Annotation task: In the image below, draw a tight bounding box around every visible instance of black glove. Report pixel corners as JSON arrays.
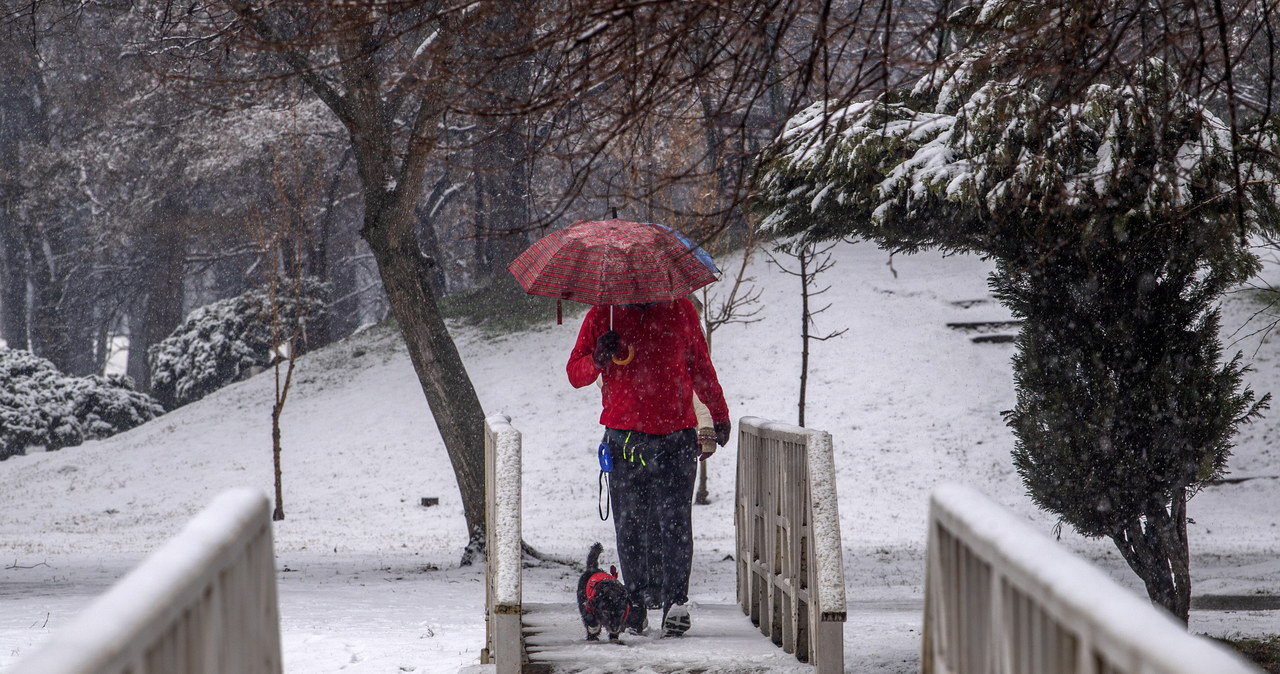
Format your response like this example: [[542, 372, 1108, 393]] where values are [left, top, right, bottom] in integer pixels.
[[714, 420, 732, 447], [592, 330, 621, 368]]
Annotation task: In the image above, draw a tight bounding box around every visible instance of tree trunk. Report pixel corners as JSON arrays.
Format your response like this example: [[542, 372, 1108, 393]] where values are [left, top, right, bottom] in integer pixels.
[[93, 314, 112, 374], [10, 211, 98, 377], [0, 37, 40, 352], [62, 256, 100, 376], [306, 148, 351, 349], [272, 403, 285, 521], [362, 203, 488, 558], [1109, 489, 1192, 624], [473, 126, 531, 282], [471, 7, 532, 291], [125, 308, 149, 386], [308, 219, 334, 349], [324, 237, 363, 343], [133, 220, 188, 397], [798, 247, 810, 427], [695, 85, 747, 235], [23, 227, 68, 370], [0, 222, 28, 350], [415, 200, 449, 298]]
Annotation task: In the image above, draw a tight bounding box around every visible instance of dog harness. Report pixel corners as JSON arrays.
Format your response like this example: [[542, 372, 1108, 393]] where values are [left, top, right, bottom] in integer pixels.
[[582, 566, 631, 624], [583, 571, 615, 606]]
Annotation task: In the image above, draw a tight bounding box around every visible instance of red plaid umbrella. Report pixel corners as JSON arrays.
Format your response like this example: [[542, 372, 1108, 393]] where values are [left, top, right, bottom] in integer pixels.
[[508, 219, 719, 316]]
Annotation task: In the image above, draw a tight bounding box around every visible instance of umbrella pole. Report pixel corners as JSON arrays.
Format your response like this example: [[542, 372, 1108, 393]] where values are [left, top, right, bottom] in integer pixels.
[[610, 305, 613, 331]]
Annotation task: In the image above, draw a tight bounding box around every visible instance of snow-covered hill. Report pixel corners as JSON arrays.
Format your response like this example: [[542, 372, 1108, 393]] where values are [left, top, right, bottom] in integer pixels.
[[1, 243, 1276, 673]]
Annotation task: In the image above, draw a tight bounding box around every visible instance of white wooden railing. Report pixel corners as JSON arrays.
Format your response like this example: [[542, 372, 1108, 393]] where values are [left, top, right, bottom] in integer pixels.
[[9, 488, 282, 674], [735, 416, 846, 673], [924, 483, 1262, 674], [481, 414, 523, 674]]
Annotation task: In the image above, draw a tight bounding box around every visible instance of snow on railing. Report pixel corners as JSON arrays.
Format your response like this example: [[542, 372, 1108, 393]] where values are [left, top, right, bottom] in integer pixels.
[[9, 488, 282, 674], [482, 414, 523, 674], [735, 416, 846, 674], [924, 483, 1262, 674]]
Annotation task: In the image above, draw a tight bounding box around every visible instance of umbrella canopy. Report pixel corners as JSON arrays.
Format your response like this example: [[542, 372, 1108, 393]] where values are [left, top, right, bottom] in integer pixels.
[[508, 218, 719, 306]]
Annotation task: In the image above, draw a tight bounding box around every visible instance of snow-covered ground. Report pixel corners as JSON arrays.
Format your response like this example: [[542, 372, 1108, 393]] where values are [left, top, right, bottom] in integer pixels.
[[1, 243, 1277, 673]]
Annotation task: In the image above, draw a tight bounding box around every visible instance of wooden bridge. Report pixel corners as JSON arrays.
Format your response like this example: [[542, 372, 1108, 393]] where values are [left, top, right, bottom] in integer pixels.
[[8, 416, 1265, 674], [483, 415, 847, 674]]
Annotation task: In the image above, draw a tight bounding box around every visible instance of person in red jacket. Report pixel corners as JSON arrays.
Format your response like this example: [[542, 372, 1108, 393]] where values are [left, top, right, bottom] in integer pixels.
[[568, 297, 731, 638]]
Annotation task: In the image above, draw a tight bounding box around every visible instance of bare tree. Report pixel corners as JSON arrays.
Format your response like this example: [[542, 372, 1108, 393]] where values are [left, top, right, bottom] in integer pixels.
[[264, 248, 302, 522], [132, 0, 864, 558], [768, 241, 846, 428], [141, 2, 548, 558], [691, 220, 762, 505]]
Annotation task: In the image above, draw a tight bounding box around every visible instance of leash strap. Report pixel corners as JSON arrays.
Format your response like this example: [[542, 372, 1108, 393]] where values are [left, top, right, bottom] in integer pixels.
[[598, 470, 611, 521]]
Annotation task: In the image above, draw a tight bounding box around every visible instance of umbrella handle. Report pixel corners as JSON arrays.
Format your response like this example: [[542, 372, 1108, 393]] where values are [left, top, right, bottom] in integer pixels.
[[611, 345, 635, 366], [605, 306, 632, 365]]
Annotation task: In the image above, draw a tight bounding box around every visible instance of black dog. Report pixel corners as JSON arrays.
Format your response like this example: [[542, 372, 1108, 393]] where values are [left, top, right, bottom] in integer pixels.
[[576, 542, 637, 641]]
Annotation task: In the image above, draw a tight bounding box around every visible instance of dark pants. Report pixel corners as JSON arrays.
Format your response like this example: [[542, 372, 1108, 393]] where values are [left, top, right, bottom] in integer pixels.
[[602, 427, 698, 610]]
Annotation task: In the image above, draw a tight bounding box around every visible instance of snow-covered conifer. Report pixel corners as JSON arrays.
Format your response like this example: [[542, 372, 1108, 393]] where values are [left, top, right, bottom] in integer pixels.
[[756, 0, 1280, 623], [148, 278, 329, 410]]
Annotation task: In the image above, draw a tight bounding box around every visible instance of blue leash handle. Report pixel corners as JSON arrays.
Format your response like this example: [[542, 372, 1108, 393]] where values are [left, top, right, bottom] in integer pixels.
[[598, 442, 612, 520], [598, 442, 613, 473]]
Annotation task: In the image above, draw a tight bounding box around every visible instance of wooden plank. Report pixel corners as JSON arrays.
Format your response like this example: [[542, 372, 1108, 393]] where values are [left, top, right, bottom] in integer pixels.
[[521, 603, 815, 674]]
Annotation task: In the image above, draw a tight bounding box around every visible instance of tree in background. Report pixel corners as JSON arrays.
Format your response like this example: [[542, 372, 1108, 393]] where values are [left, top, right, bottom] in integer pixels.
[[148, 278, 328, 410], [0, 15, 101, 374], [2, 0, 939, 556], [148, 2, 513, 558], [263, 258, 306, 523], [694, 227, 763, 505], [138, 0, 866, 558], [0, 3, 359, 387], [756, 0, 1280, 622], [767, 240, 846, 428], [0, 30, 41, 352], [259, 130, 330, 522]]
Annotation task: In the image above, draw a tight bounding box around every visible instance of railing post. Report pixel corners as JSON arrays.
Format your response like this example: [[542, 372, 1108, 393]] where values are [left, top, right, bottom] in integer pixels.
[[483, 414, 523, 674], [736, 417, 846, 674], [804, 427, 846, 673], [923, 483, 1263, 674]]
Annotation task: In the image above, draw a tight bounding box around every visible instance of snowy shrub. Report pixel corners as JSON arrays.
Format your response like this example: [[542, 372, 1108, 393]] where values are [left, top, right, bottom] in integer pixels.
[[0, 349, 163, 460], [68, 375, 166, 441], [148, 277, 329, 410], [0, 350, 64, 459]]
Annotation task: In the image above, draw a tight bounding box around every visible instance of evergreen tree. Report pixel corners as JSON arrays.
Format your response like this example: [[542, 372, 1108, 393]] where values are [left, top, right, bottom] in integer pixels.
[[148, 278, 329, 411], [755, 0, 1279, 622]]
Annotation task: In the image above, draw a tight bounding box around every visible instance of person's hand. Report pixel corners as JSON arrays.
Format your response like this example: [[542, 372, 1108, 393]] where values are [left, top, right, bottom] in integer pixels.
[[714, 420, 732, 447], [697, 428, 717, 461], [593, 330, 621, 368]]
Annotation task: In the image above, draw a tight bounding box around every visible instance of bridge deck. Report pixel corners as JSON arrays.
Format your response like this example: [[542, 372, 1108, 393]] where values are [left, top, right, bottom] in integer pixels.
[[521, 603, 815, 673]]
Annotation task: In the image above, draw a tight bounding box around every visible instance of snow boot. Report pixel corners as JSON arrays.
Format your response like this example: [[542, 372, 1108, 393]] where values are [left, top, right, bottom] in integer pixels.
[[625, 602, 648, 636], [661, 603, 690, 637]]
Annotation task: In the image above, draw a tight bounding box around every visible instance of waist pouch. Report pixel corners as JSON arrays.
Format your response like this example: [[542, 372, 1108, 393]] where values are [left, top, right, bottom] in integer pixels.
[[602, 427, 696, 466]]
